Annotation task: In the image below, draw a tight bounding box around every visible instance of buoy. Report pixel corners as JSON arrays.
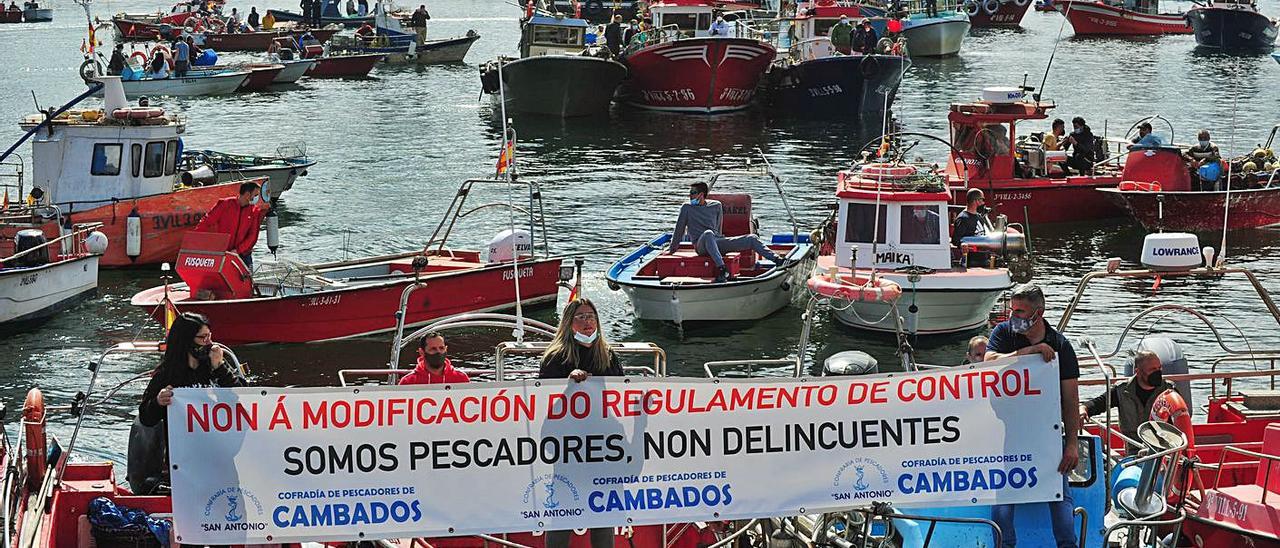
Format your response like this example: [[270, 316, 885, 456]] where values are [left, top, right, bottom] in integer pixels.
[[266, 207, 280, 255], [85, 231, 109, 254], [126, 207, 142, 261], [59, 214, 72, 257], [23, 388, 47, 490]]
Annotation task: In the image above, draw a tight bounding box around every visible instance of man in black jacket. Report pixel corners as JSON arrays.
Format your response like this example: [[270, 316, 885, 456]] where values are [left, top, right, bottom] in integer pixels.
[[1080, 350, 1179, 454], [604, 14, 623, 55]]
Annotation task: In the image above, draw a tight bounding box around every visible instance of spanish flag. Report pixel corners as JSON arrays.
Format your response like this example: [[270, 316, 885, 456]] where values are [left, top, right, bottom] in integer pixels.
[[87, 23, 96, 54], [162, 297, 180, 334], [495, 140, 515, 175]]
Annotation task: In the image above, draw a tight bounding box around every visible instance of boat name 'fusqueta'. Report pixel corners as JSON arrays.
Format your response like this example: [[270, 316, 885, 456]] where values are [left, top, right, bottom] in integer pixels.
[[184, 256, 217, 268]]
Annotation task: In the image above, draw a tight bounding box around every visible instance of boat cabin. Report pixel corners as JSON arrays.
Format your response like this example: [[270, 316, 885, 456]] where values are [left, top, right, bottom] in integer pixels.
[[945, 87, 1057, 183], [833, 167, 952, 270], [520, 14, 589, 56], [19, 108, 185, 210], [649, 0, 717, 38], [786, 1, 882, 43]]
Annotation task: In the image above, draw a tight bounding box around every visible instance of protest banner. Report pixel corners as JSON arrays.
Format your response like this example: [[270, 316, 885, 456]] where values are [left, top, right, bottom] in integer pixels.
[[168, 355, 1063, 544]]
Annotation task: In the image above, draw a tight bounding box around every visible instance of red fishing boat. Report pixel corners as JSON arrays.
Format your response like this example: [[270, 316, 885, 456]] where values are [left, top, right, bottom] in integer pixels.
[[202, 27, 338, 51], [234, 63, 286, 91], [110, 2, 202, 39], [962, 0, 1034, 27], [1054, 0, 1192, 35], [130, 176, 565, 344], [621, 0, 776, 113], [930, 86, 1128, 224]]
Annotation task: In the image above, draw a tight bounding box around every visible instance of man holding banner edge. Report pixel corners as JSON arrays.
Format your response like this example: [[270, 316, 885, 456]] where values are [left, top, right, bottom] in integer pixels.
[[984, 283, 1081, 548]]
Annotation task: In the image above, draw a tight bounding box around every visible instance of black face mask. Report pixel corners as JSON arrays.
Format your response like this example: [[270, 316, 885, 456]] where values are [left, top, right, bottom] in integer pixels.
[[424, 353, 447, 368], [191, 344, 212, 359], [1146, 371, 1163, 387]]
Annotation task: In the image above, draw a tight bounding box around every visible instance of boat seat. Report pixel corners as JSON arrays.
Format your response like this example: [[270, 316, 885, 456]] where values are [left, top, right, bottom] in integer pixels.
[[708, 193, 753, 237], [1255, 424, 1280, 494], [387, 257, 478, 275], [647, 250, 743, 279]]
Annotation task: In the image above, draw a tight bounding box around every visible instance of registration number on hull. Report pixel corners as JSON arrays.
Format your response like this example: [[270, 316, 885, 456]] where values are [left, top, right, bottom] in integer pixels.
[[640, 88, 697, 103]]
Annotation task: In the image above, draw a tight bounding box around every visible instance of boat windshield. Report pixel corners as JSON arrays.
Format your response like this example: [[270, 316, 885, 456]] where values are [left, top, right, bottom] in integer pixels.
[[661, 12, 711, 32], [843, 203, 887, 244], [531, 25, 584, 47], [899, 204, 943, 245]]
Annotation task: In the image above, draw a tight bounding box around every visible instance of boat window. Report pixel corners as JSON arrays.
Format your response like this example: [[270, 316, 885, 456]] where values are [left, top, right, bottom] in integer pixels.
[[899, 205, 942, 245], [663, 13, 705, 31], [844, 203, 887, 244], [143, 141, 166, 178], [90, 143, 122, 176], [814, 19, 838, 37], [531, 25, 584, 46], [130, 143, 142, 177], [164, 140, 178, 175]]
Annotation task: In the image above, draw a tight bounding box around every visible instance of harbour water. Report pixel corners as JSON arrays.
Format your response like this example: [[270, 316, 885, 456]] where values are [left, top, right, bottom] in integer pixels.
[[1, 0, 1278, 465]]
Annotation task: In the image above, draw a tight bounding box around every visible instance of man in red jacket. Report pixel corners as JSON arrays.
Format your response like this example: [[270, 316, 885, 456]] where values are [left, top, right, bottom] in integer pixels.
[[399, 332, 471, 385], [193, 181, 270, 268]]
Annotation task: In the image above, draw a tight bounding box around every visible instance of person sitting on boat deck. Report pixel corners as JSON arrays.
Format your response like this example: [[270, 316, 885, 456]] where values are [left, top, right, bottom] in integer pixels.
[[829, 16, 853, 54], [853, 19, 878, 54], [1129, 121, 1165, 149], [605, 14, 624, 55], [108, 43, 127, 75], [1042, 118, 1065, 150], [192, 181, 271, 271], [247, 6, 260, 29], [709, 14, 730, 36], [411, 4, 430, 42], [666, 182, 787, 283], [399, 332, 470, 385], [984, 283, 1081, 548], [129, 312, 246, 495], [538, 297, 621, 547], [262, 8, 275, 28], [1185, 129, 1222, 191], [173, 37, 190, 77], [146, 52, 169, 79], [951, 188, 992, 265], [1079, 350, 1177, 455], [1062, 116, 1097, 175], [963, 335, 988, 364]]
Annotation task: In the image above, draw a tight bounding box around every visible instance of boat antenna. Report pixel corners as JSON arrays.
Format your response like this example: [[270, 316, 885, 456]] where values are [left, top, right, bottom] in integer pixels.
[[496, 59, 526, 342], [1035, 0, 1074, 102], [1218, 63, 1239, 268]]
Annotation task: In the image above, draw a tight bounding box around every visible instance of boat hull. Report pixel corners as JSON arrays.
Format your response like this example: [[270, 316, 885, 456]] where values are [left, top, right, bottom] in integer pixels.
[[766, 54, 910, 118], [622, 37, 775, 113], [203, 29, 338, 52], [365, 33, 480, 64], [306, 54, 383, 78], [208, 162, 313, 199], [237, 64, 285, 91], [21, 7, 51, 21], [1056, 0, 1192, 34], [1187, 6, 1279, 50], [1098, 187, 1280, 231], [0, 9, 21, 22], [273, 59, 316, 83], [819, 258, 1010, 335], [488, 55, 628, 117], [901, 15, 971, 56], [0, 254, 99, 327], [951, 176, 1126, 224], [130, 256, 563, 344], [112, 18, 183, 40], [967, 0, 1033, 27], [94, 72, 250, 97]]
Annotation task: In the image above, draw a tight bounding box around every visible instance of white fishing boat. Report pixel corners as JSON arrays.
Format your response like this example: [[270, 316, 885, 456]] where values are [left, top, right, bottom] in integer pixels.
[[606, 159, 814, 324], [814, 161, 1028, 334], [900, 10, 970, 56], [270, 59, 317, 83], [88, 71, 251, 98], [0, 221, 107, 328]]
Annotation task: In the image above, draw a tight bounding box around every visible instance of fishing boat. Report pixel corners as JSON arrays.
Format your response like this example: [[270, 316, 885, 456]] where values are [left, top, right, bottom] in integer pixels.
[[0, 77, 250, 268], [479, 14, 627, 117], [0, 222, 106, 328], [199, 27, 339, 51], [266, 58, 317, 82], [232, 63, 286, 91], [962, 0, 1033, 27], [1187, 0, 1279, 50], [606, 162, 815, 324], [20, 0, 51, 22], [180, 146, 315, 200], [267, 0, 373, 27], [620, 0, 776, 113], [328, 3, 480, 65], [897, 10, 971, 56], [1275, 51, 1280, 62], [90, 69, 251, 98], [306, 52, 383, 77], [1053, 0, 1192, 35], [549, 0, 644, 23], [769, 4, 910, 118], [130, 175, 566, 344], [0, 3, 21, 22], [811, 160, 1027, 335]]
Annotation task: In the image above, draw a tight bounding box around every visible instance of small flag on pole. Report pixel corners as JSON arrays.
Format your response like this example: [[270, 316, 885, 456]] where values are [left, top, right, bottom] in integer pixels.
[[495, 140, 515, 175], [162, 297, 180, 333]]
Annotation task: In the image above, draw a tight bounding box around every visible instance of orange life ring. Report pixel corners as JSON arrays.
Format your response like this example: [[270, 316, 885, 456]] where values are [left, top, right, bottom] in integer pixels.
[[149, 44, 173, 69], [1118, 180, 1162, 192], [207, 16, 226, 33], [23, 388, 47, 490], [129, 50, 149, 66], [859, 162, 917, 180], [807, 272, 903, 302], [1150, 388, 1195, 501]]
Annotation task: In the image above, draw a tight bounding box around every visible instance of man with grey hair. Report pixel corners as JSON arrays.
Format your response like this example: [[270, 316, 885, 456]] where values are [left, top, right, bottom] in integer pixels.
[[984, 283, 1080, 548], [1079, 350, 1177, 454]]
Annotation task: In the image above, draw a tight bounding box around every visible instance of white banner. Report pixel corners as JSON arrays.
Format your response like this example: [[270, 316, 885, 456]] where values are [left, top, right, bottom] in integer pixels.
[[168, 355, 1063, 545]]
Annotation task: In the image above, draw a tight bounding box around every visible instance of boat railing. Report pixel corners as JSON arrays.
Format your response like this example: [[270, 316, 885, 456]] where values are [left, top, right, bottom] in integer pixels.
[[1208, 444, 1280, 501], [497, 341, 667, 379], [0, 157, 24, 206], [0, 221, 102, 265], [423, 177, 551, 260], [387, 309, 557, 371], [706, 149, 802, 242]]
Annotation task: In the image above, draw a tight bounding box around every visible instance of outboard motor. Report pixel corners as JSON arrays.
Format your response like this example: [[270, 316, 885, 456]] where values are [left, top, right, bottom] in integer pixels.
[[484, 229, 532, 264], [12, 229, 49, 267], [479, 64, 501, 94], [179, 164, 217, 186]]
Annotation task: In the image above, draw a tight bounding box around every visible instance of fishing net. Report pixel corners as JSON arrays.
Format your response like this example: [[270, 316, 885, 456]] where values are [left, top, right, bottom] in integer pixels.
[[252, 259, 325, 291]]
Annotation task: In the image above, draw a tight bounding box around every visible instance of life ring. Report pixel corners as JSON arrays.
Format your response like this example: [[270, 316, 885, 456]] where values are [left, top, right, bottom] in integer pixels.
[[807, 272, 903, 303], [130, 50, 149, 66], [185, 16, 205, 32], [983, 0, 1000, 15], [207, 16, 226, 33], [964, 0, 980, 15], [1014, 0, 1030, 7], [860, 53, 882, 76], [1118, 180, 1162, 192], [860, 162, 917, 179], [1150, 389, 1195, 456], [23, 388, 47, 490], [150, 44, 173, 68]]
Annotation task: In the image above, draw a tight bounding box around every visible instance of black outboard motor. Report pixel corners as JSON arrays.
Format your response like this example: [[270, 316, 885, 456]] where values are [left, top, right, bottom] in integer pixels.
[[479, 63, 502, 94], [12, 229, 49, 267]]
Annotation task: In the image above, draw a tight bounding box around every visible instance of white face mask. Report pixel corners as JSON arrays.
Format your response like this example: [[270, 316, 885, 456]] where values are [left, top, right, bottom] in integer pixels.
[[573, 330, 599, 346]]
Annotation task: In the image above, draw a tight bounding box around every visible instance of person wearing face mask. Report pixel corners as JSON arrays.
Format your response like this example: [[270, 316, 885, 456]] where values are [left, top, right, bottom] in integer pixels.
[[537, 298, 619, 548], [664, 182, 787, 283], [1184, 129, 1222, 191], [399, 332, 470, 385], [709, 14, 729, 36], [193, 181, 272, 270], [1078, 350, 1176, 455], [129, 312, 247, 495], [829, 16, 854, 54], [983, 283, 1080, 548], [1061, 116, 1097, 175]]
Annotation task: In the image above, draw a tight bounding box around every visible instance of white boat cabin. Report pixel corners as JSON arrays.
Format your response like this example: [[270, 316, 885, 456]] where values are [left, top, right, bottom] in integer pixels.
[[20, 109, 184, 210], [649, 0, 717, 38], [520, 14, 589, 56], [833, 168, 952, 270]]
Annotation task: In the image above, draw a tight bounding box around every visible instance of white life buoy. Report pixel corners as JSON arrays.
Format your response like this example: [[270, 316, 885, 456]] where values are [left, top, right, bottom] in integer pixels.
[[983, 0, 1000, 15], [964, 0, 980, 15], [859, 162, 917, 180], [1014, 0, 1030, 7], [807, 272, 903, 303], [126, 208, 142, 260]]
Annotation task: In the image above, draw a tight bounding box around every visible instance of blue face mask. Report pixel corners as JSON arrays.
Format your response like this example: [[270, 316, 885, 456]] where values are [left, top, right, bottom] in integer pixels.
[[250, 194, 261, 205], [690, 197, 701, 205], [573, 330, 598, 346]]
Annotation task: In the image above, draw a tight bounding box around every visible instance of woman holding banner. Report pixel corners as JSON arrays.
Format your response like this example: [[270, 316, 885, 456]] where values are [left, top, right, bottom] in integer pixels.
[[538, 298, 621, 547], [128, 312, 247, 495]]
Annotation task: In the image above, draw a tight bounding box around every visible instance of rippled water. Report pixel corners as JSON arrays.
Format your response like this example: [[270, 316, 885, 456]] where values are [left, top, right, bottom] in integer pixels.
[[1, 0, 1279, 465]]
